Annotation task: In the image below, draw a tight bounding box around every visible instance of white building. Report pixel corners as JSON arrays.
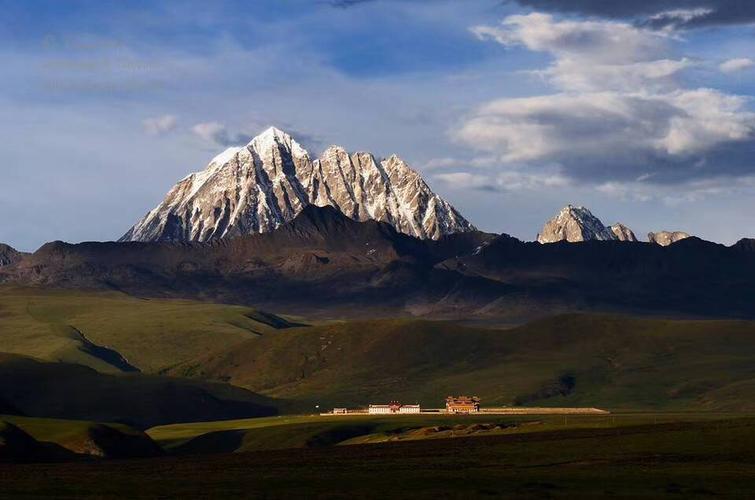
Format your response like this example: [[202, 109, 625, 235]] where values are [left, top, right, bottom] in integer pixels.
[[398, 405, 420, 414], [368, 402, 421, 414]]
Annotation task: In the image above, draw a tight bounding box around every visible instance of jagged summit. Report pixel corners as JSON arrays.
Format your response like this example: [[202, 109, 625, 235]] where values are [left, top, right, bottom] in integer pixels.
[[537, 205, 615, 243], [120, 127, 474, 242], [537, 205, 637, 244]]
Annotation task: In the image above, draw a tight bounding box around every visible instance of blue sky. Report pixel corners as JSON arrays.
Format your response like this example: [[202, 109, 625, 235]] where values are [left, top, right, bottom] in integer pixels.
[[1, 0, 755, 250]]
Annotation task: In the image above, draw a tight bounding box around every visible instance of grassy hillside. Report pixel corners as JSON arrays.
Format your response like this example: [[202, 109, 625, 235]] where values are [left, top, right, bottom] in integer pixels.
[[5, 416, 755, 497], [4, 285, 755, 413], [0, 353, 278, 428], [0, 286, 295, 373], [170, 314, 755, 412]]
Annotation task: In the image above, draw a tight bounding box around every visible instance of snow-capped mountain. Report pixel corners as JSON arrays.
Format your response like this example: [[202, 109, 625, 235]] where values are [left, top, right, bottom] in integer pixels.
[[537, 205, 635, 243], [121, 127, 474, 242]]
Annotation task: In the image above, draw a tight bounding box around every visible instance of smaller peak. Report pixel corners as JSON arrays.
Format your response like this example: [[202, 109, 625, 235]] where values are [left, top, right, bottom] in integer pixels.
[[648, 230, 691, 246], [610, 222, 638, 242]]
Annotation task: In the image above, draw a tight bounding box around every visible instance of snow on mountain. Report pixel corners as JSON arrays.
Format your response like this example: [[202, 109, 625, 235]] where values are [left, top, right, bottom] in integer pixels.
[[648, 231, 691, 246], [537, 205, 636, 244], [120, 127, 474, 242]]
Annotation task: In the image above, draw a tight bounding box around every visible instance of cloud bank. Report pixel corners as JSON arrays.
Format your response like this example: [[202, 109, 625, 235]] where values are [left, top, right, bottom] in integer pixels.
[[456, 13, 755, 187], [513, 0, 755, 28]]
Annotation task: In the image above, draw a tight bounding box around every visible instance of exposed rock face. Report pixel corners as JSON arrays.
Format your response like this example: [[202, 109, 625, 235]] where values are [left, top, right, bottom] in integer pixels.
[[0, 244, 22, 267], [648, 231, 691, 246], [121, 127, 474, 242], [537, 205, 619, 243], [610, 223, 638, 242]]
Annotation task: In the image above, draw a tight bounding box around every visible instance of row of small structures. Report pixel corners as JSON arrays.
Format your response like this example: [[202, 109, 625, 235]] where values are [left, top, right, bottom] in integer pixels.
[[326, 396, 608, 416], [331, 396, 481, 415]]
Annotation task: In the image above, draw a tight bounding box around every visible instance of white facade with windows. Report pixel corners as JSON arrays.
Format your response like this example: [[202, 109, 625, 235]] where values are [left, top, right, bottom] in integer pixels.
[[368, 403, 421, 414]]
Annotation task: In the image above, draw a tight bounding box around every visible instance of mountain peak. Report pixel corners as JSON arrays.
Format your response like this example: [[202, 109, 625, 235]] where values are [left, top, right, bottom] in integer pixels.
[[249, 126, 308, 158], [120, 129, 474, 242], [538, 205, 624, 243], [257, 126, 290, 141]]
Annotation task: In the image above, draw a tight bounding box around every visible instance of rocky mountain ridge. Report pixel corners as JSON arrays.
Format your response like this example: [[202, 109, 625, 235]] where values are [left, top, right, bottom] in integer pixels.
[[3, 205, 754, 320], [0, 244, 23, 267], [648, 231, 691, 246], [537, 205, 630, 243], [121, 127, 474, 243], [537, 205, 694, 245]]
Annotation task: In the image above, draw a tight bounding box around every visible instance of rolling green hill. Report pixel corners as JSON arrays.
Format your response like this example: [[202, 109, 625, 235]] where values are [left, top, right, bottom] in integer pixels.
[[4, 286, 755, 414], [169, 314, 755, 412], [0, 286, 296, 373]]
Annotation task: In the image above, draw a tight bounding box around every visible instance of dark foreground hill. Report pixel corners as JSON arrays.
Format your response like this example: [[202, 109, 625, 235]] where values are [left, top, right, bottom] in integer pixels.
[[0, 421, 74, 463], [4, 416, 755, 498], [0, 353, 278, 428], [1, 416, 162, 461], [1, 205, 754, 319]]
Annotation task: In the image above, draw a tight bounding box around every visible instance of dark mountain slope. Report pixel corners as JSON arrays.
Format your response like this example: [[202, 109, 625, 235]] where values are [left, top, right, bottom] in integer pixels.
[[0, 244, 23, 267], [1, 206, 494, 316], [438, 235, 755, 318], [1, 206, 753, 319]]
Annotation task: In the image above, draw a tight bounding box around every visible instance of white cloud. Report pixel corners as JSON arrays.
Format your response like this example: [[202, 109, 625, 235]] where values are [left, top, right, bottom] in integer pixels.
[[142, 114, 177, 135], [462, 13, 755, 184], [647, 8, 714, 30], [418, 157, 460, 170], [719, 58, 755, 74], [191, 121, 249, 146], [435, 168, 570, 192], [191, 121, 225, 142]]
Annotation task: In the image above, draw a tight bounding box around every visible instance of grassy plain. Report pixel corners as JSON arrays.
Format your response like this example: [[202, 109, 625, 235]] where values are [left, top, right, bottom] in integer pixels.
[[146, 411, 753, 454], [3, 413, 755, 498]]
